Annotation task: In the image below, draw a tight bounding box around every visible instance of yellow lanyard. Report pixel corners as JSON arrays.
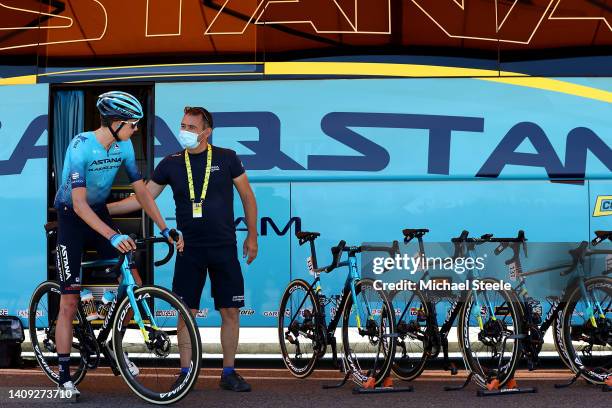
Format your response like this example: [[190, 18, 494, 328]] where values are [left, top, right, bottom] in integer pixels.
[[185, 145, 212, 206]]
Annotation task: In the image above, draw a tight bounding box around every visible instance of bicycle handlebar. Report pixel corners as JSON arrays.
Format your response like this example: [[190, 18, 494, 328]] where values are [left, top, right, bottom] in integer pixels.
[[114, 231, 177, 271], [314, 239, 400, 274], [592, 230, 612, 246]]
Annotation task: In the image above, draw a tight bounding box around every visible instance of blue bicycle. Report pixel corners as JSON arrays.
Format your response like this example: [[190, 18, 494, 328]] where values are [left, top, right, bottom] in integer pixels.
[[278, 231, 397, 387], [29, 227, 201, 405]]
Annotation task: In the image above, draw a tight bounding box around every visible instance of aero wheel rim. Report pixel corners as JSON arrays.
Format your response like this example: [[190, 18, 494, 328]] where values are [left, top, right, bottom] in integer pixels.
[[30, 283, 85, 384], [280, 284, 319, 375], [344, 282, 394, 382], [112, 287, 200, 403], [463, 288, 518, 381], [565, 281, 612, 380]]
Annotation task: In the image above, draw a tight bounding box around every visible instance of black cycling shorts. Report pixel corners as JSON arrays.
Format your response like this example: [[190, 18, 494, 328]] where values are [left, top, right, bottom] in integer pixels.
[[172, 245, 245, 310], [55, 205, 118, 294]]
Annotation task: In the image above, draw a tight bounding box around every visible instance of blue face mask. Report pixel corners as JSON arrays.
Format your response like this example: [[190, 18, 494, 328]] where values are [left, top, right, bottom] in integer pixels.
[[178, 130, 203, 149]]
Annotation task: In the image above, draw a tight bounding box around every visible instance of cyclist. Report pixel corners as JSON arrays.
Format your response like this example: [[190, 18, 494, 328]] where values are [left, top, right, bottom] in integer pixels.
[[53, 91, 178, 397]]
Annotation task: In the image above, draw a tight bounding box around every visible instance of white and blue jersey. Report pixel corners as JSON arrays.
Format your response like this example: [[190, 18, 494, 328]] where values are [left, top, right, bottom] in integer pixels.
[[54, 131, 142, 210]]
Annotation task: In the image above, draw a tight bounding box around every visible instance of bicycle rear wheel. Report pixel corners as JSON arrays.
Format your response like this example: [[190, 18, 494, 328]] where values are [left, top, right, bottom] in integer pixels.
[[278, 279, 323, 378], [388, 288, 429, 381], [561, 276, 612, 384], [342, 278, 396, 386], [458, 279, 521, 388], [111, 285, 201, 405], [28, 280, 88, 386]]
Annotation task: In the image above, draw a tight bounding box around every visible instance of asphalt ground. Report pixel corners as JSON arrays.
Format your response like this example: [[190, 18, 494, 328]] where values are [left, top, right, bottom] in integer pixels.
[[0, 359, 610, 408]]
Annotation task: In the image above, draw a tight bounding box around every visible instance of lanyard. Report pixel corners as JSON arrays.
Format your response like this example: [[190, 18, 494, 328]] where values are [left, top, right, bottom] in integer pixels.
[[185, 145, 212, 204]]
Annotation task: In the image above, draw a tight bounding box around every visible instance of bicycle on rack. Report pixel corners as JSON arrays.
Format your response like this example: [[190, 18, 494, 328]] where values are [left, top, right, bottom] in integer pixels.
[[388, 229, 522, 389], [277, 231, 398, 388], [461, 230, 612, 388], [29, 227, 202, 405]]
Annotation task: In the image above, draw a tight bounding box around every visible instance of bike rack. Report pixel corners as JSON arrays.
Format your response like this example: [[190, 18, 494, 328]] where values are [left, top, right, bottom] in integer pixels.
[[322, 339, 414, 395], [445, 334, 537, 396], [555, 367, 612, 392]]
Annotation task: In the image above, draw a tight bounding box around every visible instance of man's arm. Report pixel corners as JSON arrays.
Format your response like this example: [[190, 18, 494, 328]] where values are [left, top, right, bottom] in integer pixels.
[[233, 173, 258, 264], [73, 187, 136, 252], [131, 179, 167, 232], [107, 180, 165, 215]]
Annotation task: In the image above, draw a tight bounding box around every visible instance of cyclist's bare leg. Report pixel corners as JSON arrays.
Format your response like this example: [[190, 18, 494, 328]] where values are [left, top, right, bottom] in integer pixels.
[[177, 309, 197, 369], [220, 308, 239, 368], [56, 294, 79, 353]]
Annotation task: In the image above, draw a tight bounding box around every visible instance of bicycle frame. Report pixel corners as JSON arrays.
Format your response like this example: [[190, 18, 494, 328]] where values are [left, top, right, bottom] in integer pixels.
[[91, 253, 160, 348]]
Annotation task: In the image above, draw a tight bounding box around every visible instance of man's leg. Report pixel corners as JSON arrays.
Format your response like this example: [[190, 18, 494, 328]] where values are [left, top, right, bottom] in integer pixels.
[[56, 294, 79, 384], [176, 309, 197, 369], [219, 308, 240, 369], [172, 248, 206, 378], [209, 245, 249, 391]]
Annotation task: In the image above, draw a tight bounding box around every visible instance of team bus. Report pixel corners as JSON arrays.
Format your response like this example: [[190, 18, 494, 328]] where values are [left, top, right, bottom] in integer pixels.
[[0, 1, 610, 331]]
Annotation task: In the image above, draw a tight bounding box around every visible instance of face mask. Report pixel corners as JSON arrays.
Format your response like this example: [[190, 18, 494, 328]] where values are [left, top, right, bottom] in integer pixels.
[[178, 130, 203, 149]]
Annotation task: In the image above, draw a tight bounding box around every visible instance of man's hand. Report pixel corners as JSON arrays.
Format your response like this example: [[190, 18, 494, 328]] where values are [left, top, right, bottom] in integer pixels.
[[161, 228, 184, 253], [243, 233, 258, 265], [110, 234, 137, 253]]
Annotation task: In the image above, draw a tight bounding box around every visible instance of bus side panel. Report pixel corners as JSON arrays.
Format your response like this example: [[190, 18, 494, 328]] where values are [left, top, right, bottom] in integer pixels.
[[0, 84, 49, 321]]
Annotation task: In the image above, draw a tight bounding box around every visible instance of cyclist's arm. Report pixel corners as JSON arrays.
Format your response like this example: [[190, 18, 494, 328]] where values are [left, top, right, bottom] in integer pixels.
[[107, 180, 165, 215], [72, 187, 121, 240], [131, 179, 168, 232]]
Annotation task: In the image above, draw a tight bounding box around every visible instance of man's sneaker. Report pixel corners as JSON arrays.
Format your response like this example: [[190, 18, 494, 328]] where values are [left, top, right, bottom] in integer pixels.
[[58, 381, 80, 400], [219, 371, 251, 392], [108, 343, 140, 377]]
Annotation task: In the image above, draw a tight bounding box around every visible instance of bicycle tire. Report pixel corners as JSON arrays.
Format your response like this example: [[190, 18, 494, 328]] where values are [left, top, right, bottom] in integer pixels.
[[111, 285, 201, 405], [278, 279, 322, 379], [458, 278, 521, 389], [28, 280, 88, 386], [341, 278, 396, 386], [561, 276, 612, 384]]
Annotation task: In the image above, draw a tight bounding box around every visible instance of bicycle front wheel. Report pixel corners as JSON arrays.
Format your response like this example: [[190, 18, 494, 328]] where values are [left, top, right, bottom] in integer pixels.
[[561, 276, 612, 384], [28, 280, 87, 386], [111, 285, 201, 405], [342, 278, 396, 386]]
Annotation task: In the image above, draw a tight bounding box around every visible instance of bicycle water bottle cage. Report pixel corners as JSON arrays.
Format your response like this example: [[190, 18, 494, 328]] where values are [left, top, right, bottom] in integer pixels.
[[296, 231, 321, 246]]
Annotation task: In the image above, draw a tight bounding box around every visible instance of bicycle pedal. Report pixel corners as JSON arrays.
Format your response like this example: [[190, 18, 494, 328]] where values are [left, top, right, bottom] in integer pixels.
[[362, 377, 376, 389], [486, 379, 500, 391], [382, 376, 394, 388]]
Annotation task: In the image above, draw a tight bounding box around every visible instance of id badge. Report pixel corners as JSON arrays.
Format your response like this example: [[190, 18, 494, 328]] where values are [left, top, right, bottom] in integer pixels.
[[192, 201, 202, 218]]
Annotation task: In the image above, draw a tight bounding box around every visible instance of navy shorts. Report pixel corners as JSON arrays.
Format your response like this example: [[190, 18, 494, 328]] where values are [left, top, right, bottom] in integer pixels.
[[172, 245, 245, 310], [55, 205, 118, 294]]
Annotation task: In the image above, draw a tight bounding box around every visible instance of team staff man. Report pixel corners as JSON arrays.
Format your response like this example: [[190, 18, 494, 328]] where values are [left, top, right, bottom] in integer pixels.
[[109, 106, 258, 392]]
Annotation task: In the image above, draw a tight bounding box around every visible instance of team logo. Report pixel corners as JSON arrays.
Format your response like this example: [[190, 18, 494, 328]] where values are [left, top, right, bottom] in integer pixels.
[[210, 165, 220, 173], [71, 172, 80, 180], [593, 195, 612, 217], [232, 295, 244, 302]]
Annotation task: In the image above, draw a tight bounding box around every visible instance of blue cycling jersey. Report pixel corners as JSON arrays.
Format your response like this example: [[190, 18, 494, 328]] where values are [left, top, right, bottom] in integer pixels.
[[54, 131, 142, 209]]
